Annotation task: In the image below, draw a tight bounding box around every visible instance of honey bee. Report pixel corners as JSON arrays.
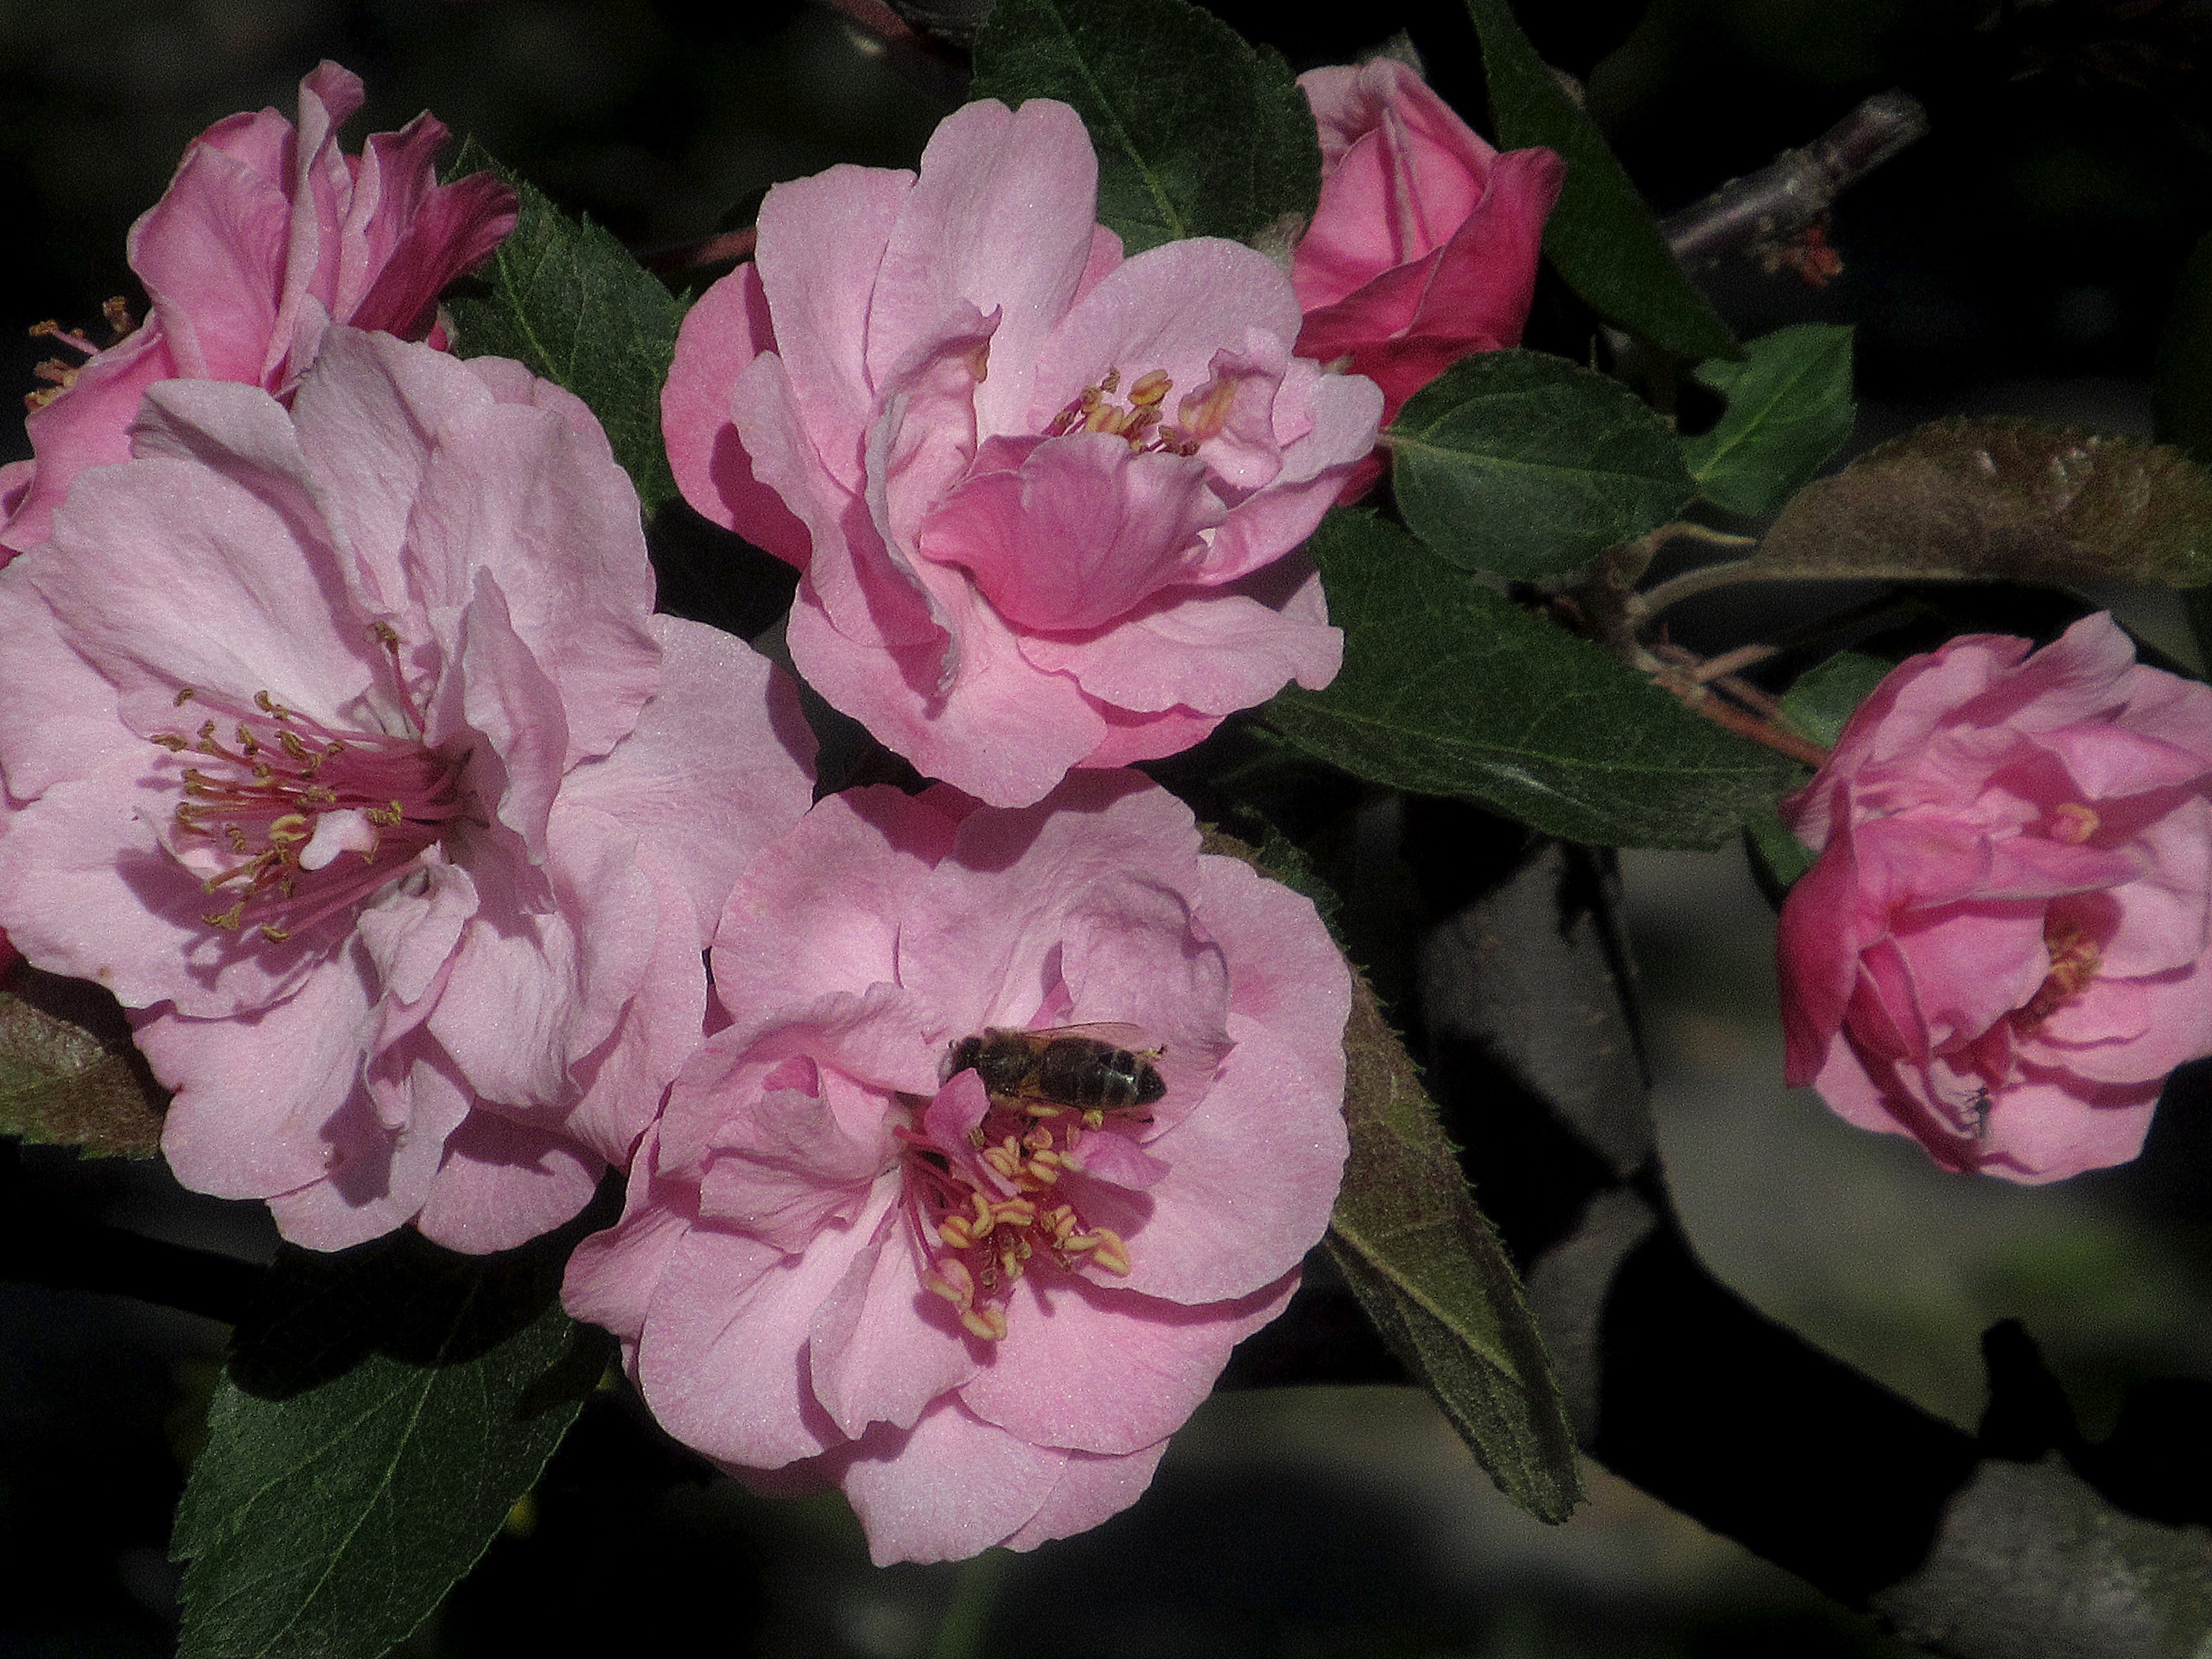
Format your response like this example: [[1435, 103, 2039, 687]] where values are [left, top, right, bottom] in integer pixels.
[[945, 1023, 1166, 1113]]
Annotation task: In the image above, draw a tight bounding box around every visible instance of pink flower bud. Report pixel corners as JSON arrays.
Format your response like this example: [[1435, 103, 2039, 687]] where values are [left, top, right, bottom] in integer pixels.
[[1290, 59, 1564, 498]]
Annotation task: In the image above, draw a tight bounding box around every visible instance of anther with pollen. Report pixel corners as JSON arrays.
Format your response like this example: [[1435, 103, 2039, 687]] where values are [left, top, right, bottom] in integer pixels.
[[153, 636, 465, 946]]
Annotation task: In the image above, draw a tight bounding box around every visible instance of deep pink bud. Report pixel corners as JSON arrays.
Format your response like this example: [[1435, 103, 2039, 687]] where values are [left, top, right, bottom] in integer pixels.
[[1290, 59, 1563, 497]]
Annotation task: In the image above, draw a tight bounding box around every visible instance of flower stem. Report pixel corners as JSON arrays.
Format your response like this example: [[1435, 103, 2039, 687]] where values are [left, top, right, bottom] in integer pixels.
[[929, 1548, 1014, 1659]]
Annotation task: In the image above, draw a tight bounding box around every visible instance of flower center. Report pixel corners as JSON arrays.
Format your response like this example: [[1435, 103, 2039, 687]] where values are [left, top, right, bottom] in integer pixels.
[[1043, 366, 1238, 458], [151, 624, 467, 944], [903, 1088, 1136, 1343], [2012, 917, 2101, 1031], [2046, 801, 2100, 844], [22, 301, 133, 411]]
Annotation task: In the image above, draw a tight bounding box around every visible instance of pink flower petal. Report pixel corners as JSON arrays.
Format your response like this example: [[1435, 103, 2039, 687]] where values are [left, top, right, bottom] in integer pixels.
[[711, 787, 958, 1038], [961, 1268, 1294, 1455], [837, 1400, 1069, 1565], [924, 431, 1223, 631], [415, 1110, 603, 1253], [638, 1203, 884, 1469], [560, 614, 817, 939], [1023, 577, 1341, 715], [751, 163, 913, 491], [809, 1218, 981, 1440], [866, 99, 1100, 439], [1032, 237, 1304, 434], [1000, 1439, 1171, 1550], [662, 263, 813, 562]]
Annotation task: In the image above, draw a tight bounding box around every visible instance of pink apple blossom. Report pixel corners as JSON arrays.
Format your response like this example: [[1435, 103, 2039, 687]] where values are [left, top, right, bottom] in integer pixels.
[[0, 61, 517, 560], [663, 98, 1383, 809], [0, 328, 815, 1249], [563, 771, 1350, 1562], [1778, 614, 2212, 1181], [1292, 59, 1563, 496]]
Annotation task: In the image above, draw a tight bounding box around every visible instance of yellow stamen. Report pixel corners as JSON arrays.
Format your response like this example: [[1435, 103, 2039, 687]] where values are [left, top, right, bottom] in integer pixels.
[[2049, 802, 2100, 844]]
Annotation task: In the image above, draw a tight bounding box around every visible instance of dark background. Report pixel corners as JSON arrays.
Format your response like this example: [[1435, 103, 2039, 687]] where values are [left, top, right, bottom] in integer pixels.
[[4, 1, 2211, 1654]]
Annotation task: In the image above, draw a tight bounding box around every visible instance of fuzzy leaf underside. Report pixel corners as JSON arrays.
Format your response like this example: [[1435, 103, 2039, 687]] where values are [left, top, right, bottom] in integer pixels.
[[1756, 419, 2212, 589], [1328, 971, 1584, 1523], [0, 969, 164, 1158]]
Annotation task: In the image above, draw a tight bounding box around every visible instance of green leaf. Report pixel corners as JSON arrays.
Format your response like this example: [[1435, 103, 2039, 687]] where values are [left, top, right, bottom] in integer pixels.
[[1328, 969, 1583, 1522], [0, 967, 164, 1158], [1269, 511, 1803, 848], [1779, 649, 1891, 749], [1684, 324, 1856, 516], [1743, 800, 1815, 893], [2154, 230, 2212, 466], [1462, 0, 1735, 361], [971, 0, 1321, 254], [443, 140, 684, 519], [1390, 350, 1696, 578], [1756, 418, 2212, 589], [174, 1229, 609, 1659]]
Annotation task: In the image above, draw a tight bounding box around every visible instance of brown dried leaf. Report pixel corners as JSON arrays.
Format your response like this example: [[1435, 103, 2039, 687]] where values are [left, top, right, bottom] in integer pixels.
[[0, 967, 165, 1157], [1758, 418, 2212, 588]]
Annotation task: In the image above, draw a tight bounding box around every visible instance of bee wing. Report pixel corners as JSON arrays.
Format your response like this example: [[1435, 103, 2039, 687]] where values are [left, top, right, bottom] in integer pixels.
[[1029, 1022, 1162, 1054]]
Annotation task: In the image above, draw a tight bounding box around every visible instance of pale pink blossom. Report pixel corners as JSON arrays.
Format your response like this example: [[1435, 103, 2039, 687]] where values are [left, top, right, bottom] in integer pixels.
[[664, 98, 1383, 808], [0, 61, 516, 560], [0, 328, 815, 1249], [1778, 614, 2212, 1181], [564, 771, 1350, 1562], [1292, 60, 1562, 497]]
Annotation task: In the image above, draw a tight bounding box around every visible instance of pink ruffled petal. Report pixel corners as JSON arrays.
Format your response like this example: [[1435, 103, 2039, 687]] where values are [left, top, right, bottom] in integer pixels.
[[924, 431, 1223, 631], [638, 1200, 888, 1469], [560, 614, 816, 939], [866, 99, 1100, 439], [1077, 1019, 1346, 1303], [899, 771, 1204, 1037], [752, 163, 913, 491], [710, 787, 958, 1037], [415, 1110, 603, 1253], [1032, 237, 1304, 435], [662, 263, 811, 561], [1000, 1438, 1171, 1550], [785, 565, 1106, 809], [1024, 579, 1341, 715], [142, 947, 378, 1201], [0, 325, 177, 556], [961, 1267, 1293, 1455], [809, 1218, 981, 1439], [837, 1400, 1068, 1566]]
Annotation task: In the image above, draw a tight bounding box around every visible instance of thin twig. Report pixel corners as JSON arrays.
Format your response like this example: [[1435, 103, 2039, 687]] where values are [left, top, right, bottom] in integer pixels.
[[1661, 90, 1931, 270], [1691, 643, 1782, 684], [1632, 557, 1784, 620]]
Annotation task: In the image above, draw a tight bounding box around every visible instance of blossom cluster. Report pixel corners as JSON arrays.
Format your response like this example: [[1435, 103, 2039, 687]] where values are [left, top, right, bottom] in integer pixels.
[[0, 59, 1563, 1561]]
